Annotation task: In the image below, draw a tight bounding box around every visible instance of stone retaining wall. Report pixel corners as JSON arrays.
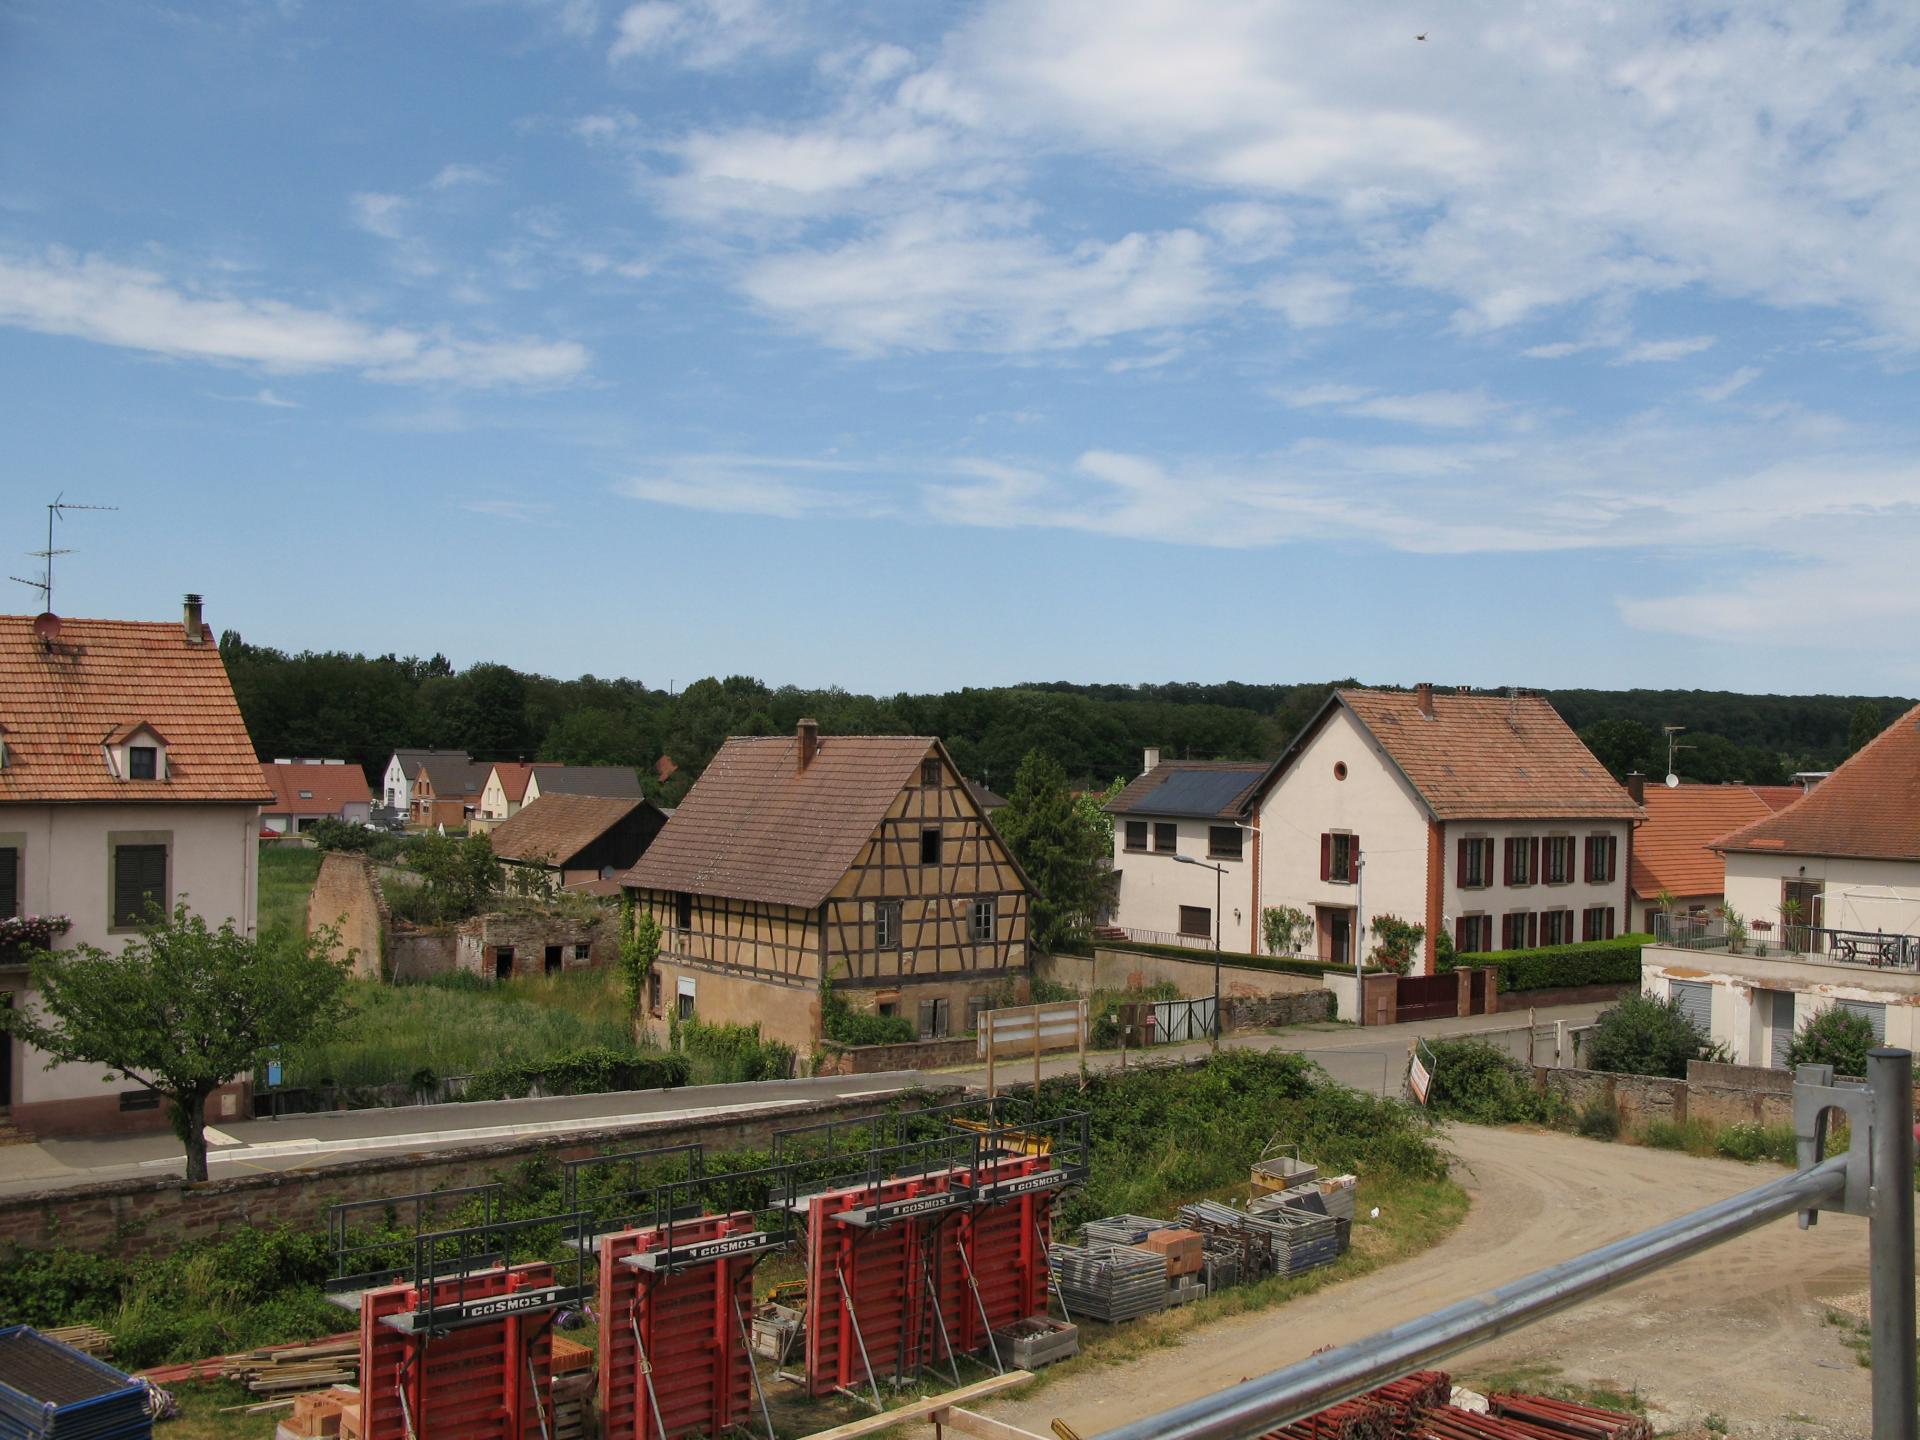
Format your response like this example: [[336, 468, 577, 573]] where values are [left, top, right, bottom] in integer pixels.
[[813, 1037, 979, 1076]]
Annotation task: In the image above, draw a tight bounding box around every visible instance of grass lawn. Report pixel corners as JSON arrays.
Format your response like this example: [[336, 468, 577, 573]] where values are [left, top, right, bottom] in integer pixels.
[[256, 845, 323, 936]]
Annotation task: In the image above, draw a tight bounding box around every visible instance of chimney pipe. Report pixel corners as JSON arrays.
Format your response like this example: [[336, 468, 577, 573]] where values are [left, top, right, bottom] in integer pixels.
[[1414, 682, 1435, 718], [796, 718, 820, 773], [1626, 771, 1646, 805], [1143, 746, 1161, 776], [182, 593, 204, 644]]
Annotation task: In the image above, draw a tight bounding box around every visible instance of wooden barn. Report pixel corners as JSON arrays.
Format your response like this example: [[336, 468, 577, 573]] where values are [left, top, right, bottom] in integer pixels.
[[618, 720, 1031, 1049]]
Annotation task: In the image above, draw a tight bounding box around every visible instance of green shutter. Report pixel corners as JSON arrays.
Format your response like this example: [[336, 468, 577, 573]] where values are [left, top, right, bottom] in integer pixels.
[[114, 844, 167, 927], [0, 849, 16, 919]]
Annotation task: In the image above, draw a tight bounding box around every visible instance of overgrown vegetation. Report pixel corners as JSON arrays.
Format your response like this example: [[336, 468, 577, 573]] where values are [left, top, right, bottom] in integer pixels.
[[382, 831, 501, 926], [616, 893, 657, 1023], [1368, 915, 1425, 976], [1417, 1039, 1564, 1127], [819, 974, 915, 1046], [464, 1044, 688, 1101], [256, 845, 323, 936], [671, 1016, 798, 1083], [1788, 1007, 1876, 1078], [1443, 935, 1649, 991], [1585, 991, 1724, 1079]]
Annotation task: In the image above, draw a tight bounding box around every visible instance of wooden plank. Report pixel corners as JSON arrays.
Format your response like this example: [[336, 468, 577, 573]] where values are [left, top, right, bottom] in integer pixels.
[[796, 1371, 1035, 1440], [932, 1405, 1054, 1440]]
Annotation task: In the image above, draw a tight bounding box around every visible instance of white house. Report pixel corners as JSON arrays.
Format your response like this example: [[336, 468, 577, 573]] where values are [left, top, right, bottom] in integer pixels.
[[381, 747, 472, 816], [1245, 686, 1642, 972], [1105, 752, 1267, 952], [0, 596, 270, 1137]]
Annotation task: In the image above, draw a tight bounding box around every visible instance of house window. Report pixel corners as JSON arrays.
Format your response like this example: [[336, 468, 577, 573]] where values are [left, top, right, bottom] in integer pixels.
[[574, 942, 591, 961], [920, 827, 943, 865], [1540, 909, 1575, 946], [921, 757, 942, 788], [1179, 905, 1212, 939], [1455, 914, 1492, 953], [1581, 906, 1616, 941], [876, 901, 902, 949], [1208, 826, 1243, 860], [1124, 820, 1148, 852], [647, 969, 663, 1015], [1505, 837, 1535, 887], [1502, 911, 1537, 950], [494, 946, 515, 980], [1584, 834, 1618, 884], [1543, 836, 1575, 885], [1458, 837, 1494, 889], [127, 745, 158, 780], [111, 842, 168, 928], [966, 995, 988, 1033], [1153, 822, 1178, 853], [969, 898, 996, 944], [1322, 832, 1357, 884], [918, 997, 950, 1039], [677, 976, 696, 1021], [0, 847, 17, 919], [675, 892, 694, 929]]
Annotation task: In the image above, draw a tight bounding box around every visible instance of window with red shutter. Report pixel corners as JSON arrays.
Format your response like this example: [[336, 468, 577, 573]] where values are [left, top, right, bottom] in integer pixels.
[[1320, 833, 1331, 882]]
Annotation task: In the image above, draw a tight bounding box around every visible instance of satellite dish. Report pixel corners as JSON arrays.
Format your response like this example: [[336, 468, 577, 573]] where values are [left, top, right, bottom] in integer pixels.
[[32, 611, 61, 645], [1665, 773, 1680, 788]]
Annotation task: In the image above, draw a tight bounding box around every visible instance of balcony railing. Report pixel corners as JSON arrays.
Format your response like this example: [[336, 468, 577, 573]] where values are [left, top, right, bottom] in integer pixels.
[[1654, 915, 1920, 971]]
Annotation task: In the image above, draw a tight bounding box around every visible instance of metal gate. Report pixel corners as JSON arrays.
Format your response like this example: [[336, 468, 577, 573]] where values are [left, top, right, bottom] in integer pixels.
[[1149, 996, 1216, 1043], [1395, 974, 1459, 1024]]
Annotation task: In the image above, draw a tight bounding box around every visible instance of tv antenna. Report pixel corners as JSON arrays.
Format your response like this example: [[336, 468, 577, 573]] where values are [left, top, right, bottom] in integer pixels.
[[1662, 724, 1691, 786], [10, 495, 118, 611]]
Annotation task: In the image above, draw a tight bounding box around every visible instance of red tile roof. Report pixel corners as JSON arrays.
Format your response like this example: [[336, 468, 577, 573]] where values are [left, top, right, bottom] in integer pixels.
[[0, 611, 272, 804], [1714, 703, 1920, 861], [487, 762, 553, 805], [262, 761, 371, 817], [620, 733, 970, 908], [1747, 785, 1807, 813], [1630, 785, 1776, 898], [491, 793, 650, 866], [1289, 689, 1644, 822]]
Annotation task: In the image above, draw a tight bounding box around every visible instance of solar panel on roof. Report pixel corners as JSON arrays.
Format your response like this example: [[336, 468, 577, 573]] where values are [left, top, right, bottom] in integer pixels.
[[1139, 769, 1255, 816]]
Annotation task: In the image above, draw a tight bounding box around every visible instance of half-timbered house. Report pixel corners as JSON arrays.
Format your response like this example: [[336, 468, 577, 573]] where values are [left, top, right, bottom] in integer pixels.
[[618, 720, 1032, 1049]]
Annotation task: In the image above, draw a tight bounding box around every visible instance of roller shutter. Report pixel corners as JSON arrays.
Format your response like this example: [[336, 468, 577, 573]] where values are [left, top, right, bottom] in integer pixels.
[[1671, 979, 1712, 1037]]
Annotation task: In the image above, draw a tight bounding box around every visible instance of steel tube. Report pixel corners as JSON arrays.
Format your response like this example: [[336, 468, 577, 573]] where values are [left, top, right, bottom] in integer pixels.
[[1869, 1048, 1917, 1440], [1093, 1153, 1849, 1440]]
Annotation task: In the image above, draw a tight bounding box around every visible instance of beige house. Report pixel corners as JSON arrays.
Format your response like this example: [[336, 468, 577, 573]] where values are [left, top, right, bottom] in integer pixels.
[[1245, 686, 1641, 972], [475, 762, 553, 828], [0, 596, 269, 1137], [620, 721, 1031, 1050], [524, 765, 644, 805], [1105, 751, 1266, 952]]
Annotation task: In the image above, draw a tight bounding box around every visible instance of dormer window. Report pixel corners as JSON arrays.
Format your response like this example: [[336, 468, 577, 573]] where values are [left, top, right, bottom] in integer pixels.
[[103, 723, 169, 781]]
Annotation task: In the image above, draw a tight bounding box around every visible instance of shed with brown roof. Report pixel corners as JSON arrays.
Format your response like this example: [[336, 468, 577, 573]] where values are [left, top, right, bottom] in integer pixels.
[[490, 792, 665, 887]]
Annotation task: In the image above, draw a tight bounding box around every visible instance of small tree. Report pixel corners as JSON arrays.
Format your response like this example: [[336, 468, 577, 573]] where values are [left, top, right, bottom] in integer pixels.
[[1261, 905, 1310, 957], [1369, 914, 1426, 976], [0, 905, 352, 1181], [1654, 888, 1678, 940], [995, 750, 1119, 952], [1787, 1007, 1875, 1078], [1585, 991, 1722, 1079], [307, 816, 375, 853], [618, 893, 660, 1024], [410, 831, 501, 921]]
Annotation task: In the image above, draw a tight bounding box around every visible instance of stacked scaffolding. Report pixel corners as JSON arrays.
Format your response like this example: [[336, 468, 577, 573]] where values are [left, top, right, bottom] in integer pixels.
[[1047, 1244, 1169, 1323]]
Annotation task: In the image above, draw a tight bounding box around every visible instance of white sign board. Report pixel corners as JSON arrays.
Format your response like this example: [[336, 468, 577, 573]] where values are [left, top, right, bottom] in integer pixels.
[[977, 1000, 1087, 1098], [1409, 1045, 1433, 1106]]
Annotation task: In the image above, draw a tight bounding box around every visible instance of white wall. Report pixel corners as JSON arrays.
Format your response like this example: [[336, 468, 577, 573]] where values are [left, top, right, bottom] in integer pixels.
[[382, 756, 411, 812], [1109, 816, 1254, 951], [1254, 705, 1429, 958], [1723, 852, 1920, 938], [478, 769, 511, 820], [3, 802, 259, 1106], [1644, 945, 1920, 1066], [1441, 819, 1634, 945]]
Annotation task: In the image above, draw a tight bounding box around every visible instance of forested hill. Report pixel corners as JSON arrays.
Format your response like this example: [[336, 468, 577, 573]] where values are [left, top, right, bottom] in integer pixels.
[[216, 633, 1912, 804]]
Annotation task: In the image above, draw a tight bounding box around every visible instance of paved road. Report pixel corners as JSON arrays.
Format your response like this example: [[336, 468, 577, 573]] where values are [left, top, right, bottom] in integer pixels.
[[0, 1004, 1605, 1195]]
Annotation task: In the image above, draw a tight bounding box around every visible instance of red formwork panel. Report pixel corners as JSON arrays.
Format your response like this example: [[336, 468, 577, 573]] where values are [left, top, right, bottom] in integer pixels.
[[804, 1170, 963, 1398], [358, 1264, 557, 1440], [596, 1212, 759, 1440], [956, 1154, 1055, 1350]]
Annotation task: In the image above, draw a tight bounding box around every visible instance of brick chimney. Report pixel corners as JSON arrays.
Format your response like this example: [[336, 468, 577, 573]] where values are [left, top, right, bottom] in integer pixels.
[[182, 593, 205, 644], [796, 718, 820, 773], [1626, 771, 1646, 804], [1414, 682, 1435, 718]]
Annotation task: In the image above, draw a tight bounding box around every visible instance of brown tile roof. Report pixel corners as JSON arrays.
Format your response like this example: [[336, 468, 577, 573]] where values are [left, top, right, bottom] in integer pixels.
[[488, 761, 553, 805], [1285, 688, 1644, 822], [529, 765, 645, 799], [0, 611, 272, 804], [619, 733, 951, 908], [416, 759, 488, 798], [1107, 760, 1268, 819], [491, 793, 650, 866], [1630, 785, 1775, 898], [1713, 703, 1920, 861], [262, 761, 372, 817], [966, 778, 1008, 811]]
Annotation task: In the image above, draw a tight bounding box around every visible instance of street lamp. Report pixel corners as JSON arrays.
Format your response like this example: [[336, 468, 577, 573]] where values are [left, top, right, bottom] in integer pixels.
[[1173, 854, 1225, 1052]]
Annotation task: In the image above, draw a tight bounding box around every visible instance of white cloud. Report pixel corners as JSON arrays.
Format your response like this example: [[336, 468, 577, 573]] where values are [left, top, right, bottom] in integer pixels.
[[1614, 335, 1716, 364], [429, 163, 497, 190], [1258, 273, 1353, 329], [609, 0, 794, 68], [616, 455, 890, 518], [0, 250, 590, 387], [1694, 366, 1762, 403], [350, 192, 409, 240], [462, 498, 552, 520], [1281, 384, 1507, 430]]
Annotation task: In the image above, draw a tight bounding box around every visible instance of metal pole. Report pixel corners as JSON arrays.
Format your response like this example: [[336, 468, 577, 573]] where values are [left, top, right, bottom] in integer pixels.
[[1213, 862, 1222, 1054], [1869, 1048, 1917, 1440], [1091, 1154, 1848, 1440], [1353, 852, 1364, 1028]]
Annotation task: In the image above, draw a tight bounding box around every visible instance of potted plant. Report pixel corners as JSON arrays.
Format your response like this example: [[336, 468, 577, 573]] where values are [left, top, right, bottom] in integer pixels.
[[1779, 897, 1808, 955], [1720, 903, 1748, 955], [1654, 889, 1679, 942]]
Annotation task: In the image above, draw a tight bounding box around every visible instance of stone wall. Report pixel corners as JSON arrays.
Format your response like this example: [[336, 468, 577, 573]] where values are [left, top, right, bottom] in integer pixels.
[[389, 930, 457, 981], [1039, 947, 1327, 1000], [1538, 1066, 1688, 1128], [306, 853, 385, 980], [0, 1083, 952, 1261], [453, 910, 616, 980], [1685, 1059, 1795, 1129], [1222, 990, 1334, 1030], [813, 1037, 979, 1076]]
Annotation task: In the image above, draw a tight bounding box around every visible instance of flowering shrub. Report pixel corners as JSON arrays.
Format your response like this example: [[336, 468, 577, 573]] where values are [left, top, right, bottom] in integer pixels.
[[0, 914, 70, 951]]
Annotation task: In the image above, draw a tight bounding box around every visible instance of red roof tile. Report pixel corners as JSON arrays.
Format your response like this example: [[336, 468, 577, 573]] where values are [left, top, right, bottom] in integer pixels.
[[1313, 689, 1643, 822], [487, 762, 553, 805], [1714, 703, 1920, 861], [1630, 785, 1774, 898], [619, 734, 957, 908], [262, 761, 371, 817], [0, 612, 271, 805]]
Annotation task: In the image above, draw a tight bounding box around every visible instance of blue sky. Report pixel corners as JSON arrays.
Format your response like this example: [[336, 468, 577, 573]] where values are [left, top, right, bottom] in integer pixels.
[[3, 1, 1919, 695]]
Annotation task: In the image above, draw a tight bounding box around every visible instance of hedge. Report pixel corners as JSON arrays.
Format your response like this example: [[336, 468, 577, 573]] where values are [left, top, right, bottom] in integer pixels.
[[1442, 934, 1651, 992], [1085, 939, 1381, 979], [465, 1045, 689, 1101]]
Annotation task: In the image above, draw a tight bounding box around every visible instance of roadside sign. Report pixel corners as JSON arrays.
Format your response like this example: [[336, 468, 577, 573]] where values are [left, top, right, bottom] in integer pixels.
[[977, 999, 1088, 1097], [1409, 1040, 1435, 1106]]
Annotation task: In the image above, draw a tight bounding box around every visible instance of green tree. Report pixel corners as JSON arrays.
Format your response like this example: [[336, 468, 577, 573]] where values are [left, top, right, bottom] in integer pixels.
[[1787, 1008, 1875, 1077], [0, 906, 351, 1181], [1848, 701, 1884, 757], [995, 749, 1119, 952], [1585, 991, 1722, 1079], [409, 831, 502, 921], [1579, 718, 1657, 780]]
